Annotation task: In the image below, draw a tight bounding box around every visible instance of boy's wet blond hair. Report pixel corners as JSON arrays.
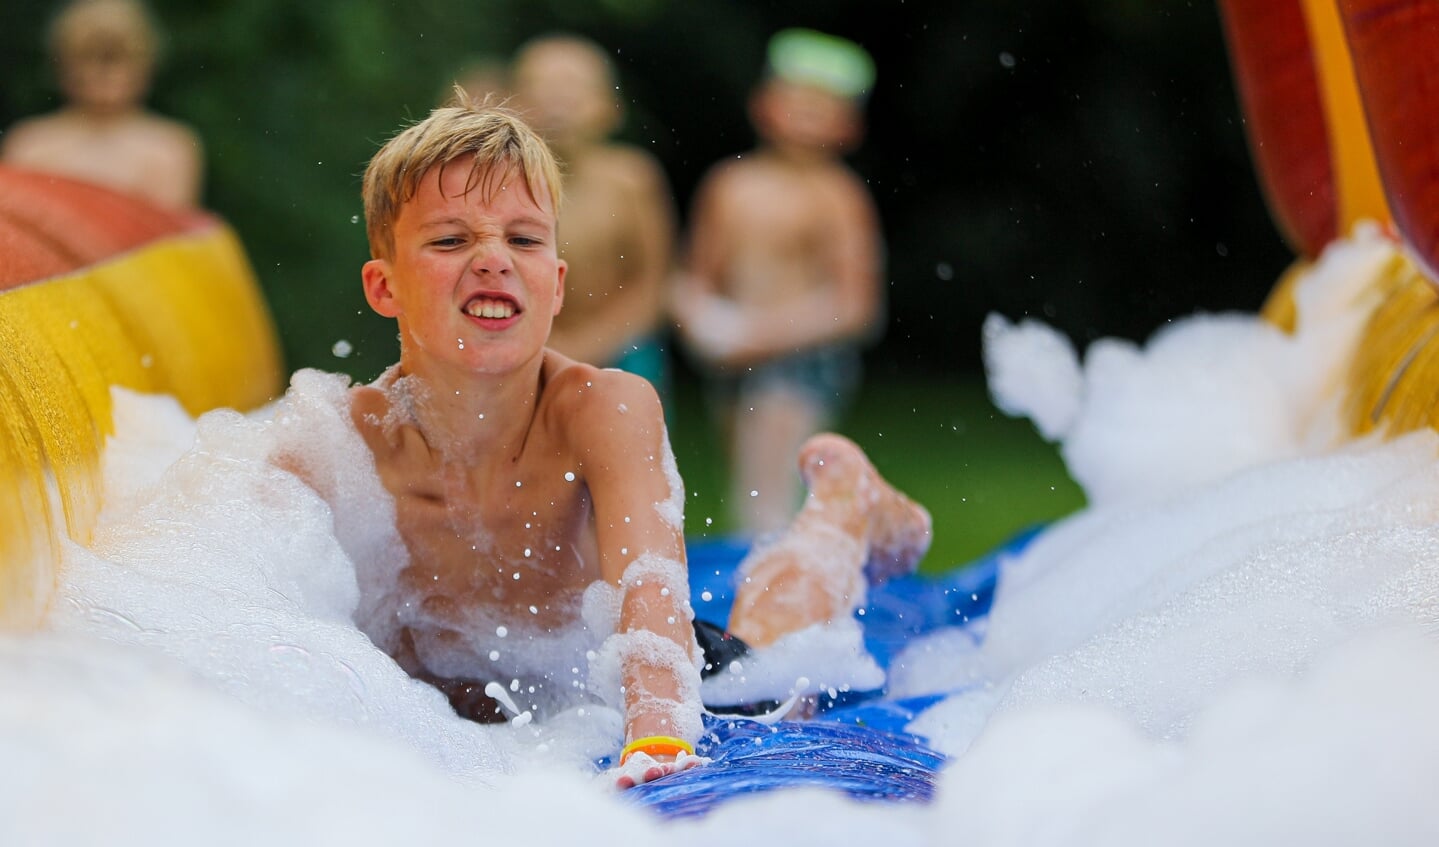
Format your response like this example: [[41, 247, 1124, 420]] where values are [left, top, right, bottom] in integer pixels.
[[49, 0, 159, 65], [362, 90, 563, 259]]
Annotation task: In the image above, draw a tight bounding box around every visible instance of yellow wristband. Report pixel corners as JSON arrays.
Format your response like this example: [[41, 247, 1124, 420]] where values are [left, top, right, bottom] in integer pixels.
[[620, 735, 695, 765]]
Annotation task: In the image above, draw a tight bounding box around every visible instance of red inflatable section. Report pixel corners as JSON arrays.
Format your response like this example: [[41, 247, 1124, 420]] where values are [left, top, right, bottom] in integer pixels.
[[0, 165, 213, 291], [1341, 0, 1439, 280], [1217, 0, 1337, 259]]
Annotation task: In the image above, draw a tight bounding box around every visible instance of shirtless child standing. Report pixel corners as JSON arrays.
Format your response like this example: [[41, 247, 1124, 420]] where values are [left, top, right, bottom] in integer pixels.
[[673, 29, 883, 537], [311, 95, 929, 788], [2, 0, 203, 209], [511, 34, 677, 399]]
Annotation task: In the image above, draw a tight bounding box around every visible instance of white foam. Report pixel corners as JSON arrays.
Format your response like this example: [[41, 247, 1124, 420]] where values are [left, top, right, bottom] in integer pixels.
[[700, 619, 884, 705]]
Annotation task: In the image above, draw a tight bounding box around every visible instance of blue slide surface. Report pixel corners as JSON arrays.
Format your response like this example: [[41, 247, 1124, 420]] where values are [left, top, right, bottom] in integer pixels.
[[625, 529, 1039, 818]]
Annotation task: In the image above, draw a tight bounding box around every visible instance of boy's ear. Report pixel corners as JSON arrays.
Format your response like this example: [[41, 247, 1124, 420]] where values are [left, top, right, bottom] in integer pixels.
[[361, 259, 402, 318], [553, 258, 567, 315]]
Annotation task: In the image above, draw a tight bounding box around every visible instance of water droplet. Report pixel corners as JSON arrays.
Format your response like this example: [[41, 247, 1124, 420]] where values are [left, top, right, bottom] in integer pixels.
[[331, 339, 353, 358], [564, 471, 575, 482], [350, 214, 359, 224], [496, 626, 508, 637], [701, 590, 713, 602], [749, 490, 758, 498], [489, 650, 500, 661]]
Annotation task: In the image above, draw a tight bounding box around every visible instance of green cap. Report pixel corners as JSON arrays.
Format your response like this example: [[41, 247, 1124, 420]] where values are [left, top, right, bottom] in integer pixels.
[[766, 28, 876, 99]]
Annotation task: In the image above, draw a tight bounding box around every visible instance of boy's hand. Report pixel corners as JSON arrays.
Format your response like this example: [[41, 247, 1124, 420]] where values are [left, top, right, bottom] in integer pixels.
[[613, 750, 709, 789]]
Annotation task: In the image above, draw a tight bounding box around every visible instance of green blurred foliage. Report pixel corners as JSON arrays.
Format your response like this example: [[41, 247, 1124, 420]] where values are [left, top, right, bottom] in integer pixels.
[[1, 0, 1292, 387]]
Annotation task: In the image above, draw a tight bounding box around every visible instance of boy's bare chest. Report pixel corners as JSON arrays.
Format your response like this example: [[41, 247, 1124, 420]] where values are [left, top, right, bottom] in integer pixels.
[[726, 167, 835, 241], [381, 461, 600, 627]]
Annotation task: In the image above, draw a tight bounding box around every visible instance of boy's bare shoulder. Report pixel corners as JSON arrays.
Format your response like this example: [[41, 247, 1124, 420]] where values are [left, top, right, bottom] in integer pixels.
[[136, 112, 203, 153], [541, 353, 664, 442], [1, 113, 63, 158], [586, 143, 669, 193], [346, 382, 398, 453]]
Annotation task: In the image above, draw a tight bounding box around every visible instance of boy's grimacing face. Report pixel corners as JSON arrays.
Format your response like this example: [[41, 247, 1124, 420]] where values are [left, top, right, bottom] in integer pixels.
[[361, 156, 567, 377]]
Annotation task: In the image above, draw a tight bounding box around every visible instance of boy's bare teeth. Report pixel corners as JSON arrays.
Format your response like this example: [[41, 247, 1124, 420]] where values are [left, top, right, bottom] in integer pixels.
[[463, 295, 519, 320]]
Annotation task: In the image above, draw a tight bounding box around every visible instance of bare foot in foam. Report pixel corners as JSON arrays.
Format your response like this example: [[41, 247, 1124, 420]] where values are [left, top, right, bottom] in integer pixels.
[[796, 434, 933, 584]]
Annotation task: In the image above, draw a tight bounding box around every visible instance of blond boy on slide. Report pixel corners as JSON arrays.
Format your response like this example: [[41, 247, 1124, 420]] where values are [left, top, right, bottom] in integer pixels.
[[309, 95, 929, 788]]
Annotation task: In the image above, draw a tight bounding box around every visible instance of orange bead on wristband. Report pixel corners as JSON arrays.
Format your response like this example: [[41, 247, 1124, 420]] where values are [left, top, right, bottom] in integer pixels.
[[620, 735, 695, 765]]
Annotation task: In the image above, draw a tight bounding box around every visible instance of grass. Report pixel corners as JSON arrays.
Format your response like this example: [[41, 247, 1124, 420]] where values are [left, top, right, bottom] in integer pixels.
[[668, 373, 1087, 574]]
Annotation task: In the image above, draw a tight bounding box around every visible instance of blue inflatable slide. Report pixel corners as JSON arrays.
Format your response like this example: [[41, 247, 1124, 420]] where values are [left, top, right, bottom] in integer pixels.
[[624, 529, 1039, 819]]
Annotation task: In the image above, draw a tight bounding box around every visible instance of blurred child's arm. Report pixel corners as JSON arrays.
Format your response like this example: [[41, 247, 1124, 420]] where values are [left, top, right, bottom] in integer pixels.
[[571, 369, 706, 786], [671, 165, 735, 333]]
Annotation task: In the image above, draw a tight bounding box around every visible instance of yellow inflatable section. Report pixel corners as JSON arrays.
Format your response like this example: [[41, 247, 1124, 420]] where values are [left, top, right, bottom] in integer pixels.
[[0, 166, 282, 628]]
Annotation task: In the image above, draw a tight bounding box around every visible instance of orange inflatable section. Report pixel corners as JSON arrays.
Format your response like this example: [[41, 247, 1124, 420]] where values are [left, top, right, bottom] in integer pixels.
[[0, 166, 283, 627]]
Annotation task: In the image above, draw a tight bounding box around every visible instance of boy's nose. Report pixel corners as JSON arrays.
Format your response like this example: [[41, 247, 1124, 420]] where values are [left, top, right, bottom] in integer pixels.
[[469, 245, 513, 277]]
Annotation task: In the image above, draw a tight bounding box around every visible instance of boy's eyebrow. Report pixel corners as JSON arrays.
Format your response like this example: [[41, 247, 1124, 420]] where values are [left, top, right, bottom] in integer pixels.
[[416, 215, 554, 231], [417, 217, 469, 230]]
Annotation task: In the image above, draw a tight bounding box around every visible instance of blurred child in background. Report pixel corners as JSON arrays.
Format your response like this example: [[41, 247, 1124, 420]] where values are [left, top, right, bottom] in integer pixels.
[[672, 29, 884, 537], [2, 0, 203, 209], [511, 33, 679, 407]]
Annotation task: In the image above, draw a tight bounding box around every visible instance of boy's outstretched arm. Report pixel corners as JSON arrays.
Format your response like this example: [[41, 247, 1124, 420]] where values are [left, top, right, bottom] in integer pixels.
[[570, 369, 706, 787]]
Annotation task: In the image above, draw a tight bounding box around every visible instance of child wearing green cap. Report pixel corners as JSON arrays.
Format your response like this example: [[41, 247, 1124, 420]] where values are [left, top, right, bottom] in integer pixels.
[[673, 28, 885, 538]]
